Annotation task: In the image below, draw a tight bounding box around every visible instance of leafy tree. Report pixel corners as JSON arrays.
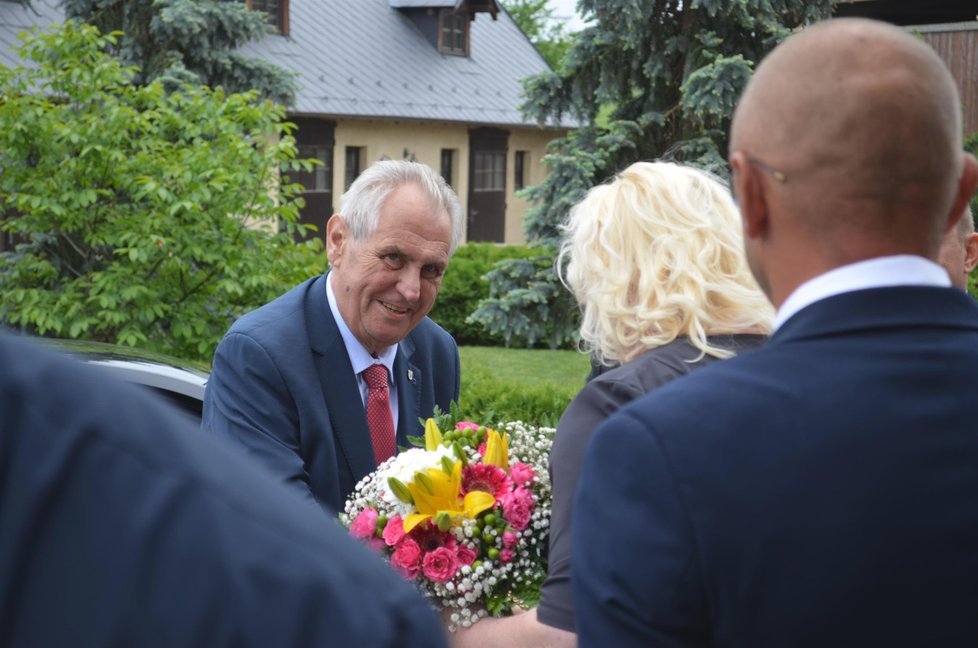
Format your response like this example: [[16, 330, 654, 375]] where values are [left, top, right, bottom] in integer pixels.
[[0, 22, 322, 361], [58, 0, 296, 104], [472, 0, 833, 348], [502, 0, 575, 69]]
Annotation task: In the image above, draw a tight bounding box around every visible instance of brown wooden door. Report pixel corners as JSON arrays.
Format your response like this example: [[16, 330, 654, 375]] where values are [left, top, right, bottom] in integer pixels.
[[290, 118, 335, 243], [467, 127, 508, 242]]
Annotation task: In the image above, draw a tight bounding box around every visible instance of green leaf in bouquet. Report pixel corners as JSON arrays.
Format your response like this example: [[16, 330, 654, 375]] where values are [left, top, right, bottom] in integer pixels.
[[485, 594, 510, 617], [405, 435, 425, 449], [388, 477, 414, 504]]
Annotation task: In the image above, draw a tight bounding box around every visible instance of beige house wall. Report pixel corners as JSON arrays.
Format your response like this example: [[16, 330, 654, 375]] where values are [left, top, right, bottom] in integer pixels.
[[333, 117, 564, 245], [506, 128, 560, 245]]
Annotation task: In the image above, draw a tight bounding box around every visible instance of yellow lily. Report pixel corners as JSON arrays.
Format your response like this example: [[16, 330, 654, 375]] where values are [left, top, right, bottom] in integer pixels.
[[403, 460, 495, 533], [483, 428, 509, 471], [424, 418, 443, 451]]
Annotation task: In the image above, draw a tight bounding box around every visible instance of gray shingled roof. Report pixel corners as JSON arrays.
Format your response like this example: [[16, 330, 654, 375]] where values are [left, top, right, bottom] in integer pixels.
[[0, 0, 63, 69], [241, 0, 559, 127], [0, 0, 562, 128], [388, 0, 459, 7]]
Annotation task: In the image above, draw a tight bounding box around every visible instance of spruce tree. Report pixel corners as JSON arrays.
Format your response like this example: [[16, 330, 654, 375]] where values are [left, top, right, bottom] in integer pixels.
[[471, 0, 833, 349], [61, 0, 295, 104]]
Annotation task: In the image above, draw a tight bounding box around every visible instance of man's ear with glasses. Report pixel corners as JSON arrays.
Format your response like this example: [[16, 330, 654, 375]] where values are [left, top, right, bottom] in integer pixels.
[[729, 151, 770, 240]]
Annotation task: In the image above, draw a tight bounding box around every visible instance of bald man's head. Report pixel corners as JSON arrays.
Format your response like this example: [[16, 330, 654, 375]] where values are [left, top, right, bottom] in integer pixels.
[[728, 18, 978, 306], [732, 19, 964, 249]]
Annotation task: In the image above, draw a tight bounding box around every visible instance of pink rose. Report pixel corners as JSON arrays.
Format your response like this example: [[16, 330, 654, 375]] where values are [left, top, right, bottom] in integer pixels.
[[455, 421, 480, 431], [349, 508, 378, 540], [509, 462, 536, 487], [383, 515, 406, 546], [422, 546, 460, 583], [366, 536, 386, 555], [499, 549, 514, 564], [390, 538, 423, 580], [456, 543, 478, 566], [501, 488, 535, 531], [502, 530, 518, 548]]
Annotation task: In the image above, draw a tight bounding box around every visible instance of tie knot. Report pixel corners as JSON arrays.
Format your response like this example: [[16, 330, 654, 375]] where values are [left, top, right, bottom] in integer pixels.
[[363, 364, 388, 390]]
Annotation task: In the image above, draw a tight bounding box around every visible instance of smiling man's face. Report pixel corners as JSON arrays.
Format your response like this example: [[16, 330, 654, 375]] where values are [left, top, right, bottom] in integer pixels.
[[326, 182, 453, 356]]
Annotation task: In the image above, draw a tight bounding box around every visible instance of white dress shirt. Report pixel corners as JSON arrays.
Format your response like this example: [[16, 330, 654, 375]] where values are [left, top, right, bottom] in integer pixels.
[[326, 272, 400, 429], [774, 255, 951, 331]]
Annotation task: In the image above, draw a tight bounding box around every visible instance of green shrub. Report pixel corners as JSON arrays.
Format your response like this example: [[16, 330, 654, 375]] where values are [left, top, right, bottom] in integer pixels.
[[430, 243, 543, 346], [458, 366, 579, 428], [456, 345, 589, 426]]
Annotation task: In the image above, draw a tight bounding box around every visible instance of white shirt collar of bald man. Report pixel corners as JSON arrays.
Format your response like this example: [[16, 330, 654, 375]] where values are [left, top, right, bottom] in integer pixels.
[[774, 255, 951, 331]]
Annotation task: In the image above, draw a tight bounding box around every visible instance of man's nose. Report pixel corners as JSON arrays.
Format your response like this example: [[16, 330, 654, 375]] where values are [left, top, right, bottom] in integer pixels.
[[397, 269, 421, 302]]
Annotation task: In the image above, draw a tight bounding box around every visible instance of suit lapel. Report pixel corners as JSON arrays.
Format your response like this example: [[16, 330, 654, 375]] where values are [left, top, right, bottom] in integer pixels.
[[304, 275, 377, 481], [394, 334, 422, 449]]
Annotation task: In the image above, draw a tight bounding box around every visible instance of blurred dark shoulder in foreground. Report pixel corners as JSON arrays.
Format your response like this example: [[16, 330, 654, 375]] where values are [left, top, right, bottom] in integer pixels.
[[0, 334, 446, 648]]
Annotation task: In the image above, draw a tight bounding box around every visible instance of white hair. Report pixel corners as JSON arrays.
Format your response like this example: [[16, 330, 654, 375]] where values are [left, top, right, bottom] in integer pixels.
[[339, 160, 464, 254]]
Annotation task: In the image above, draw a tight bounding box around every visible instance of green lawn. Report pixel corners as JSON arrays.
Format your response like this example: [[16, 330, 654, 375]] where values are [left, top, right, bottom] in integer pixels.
[[457, 346, 592, 426]]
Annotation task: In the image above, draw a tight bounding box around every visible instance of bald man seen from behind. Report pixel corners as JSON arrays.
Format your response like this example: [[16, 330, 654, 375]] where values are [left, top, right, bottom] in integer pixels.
[[572, 18, 978, 648]]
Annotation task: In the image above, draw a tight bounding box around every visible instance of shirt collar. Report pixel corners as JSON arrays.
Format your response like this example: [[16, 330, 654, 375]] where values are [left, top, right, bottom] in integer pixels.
[[774, 255, 951, 331], [326, 272, 398, 380]]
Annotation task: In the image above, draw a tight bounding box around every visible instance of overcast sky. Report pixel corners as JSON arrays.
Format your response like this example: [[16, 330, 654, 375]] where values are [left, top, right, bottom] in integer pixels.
[[547, 0, 591, 32]]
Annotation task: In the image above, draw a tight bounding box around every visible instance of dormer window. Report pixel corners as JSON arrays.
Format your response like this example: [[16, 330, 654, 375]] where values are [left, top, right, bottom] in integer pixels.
[[390, 0, 500, 57], [439, 10, 468, 56], [247, 0, 289, 35]]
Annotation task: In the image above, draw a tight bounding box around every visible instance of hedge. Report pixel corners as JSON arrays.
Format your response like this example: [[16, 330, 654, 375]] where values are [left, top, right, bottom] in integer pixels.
[[457, 366, 580, 428], [429, 243, 544, 346]]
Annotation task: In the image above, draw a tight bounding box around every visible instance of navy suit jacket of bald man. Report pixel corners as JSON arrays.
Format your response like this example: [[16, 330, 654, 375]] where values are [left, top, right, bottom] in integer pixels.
[[573, 286, 978, 647], [202, 273, 460, 513]]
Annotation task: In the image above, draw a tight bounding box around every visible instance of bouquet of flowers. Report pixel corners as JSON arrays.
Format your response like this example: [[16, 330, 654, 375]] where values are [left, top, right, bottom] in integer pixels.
[[341, 412, 554, 630]]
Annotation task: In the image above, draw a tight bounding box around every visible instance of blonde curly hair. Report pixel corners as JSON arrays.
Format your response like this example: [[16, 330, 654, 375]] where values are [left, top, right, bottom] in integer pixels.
[[557, 161, 774, 366]]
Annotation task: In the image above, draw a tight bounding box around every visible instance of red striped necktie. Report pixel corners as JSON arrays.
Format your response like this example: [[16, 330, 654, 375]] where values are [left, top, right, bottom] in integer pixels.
[[362, 364, 395, 464]]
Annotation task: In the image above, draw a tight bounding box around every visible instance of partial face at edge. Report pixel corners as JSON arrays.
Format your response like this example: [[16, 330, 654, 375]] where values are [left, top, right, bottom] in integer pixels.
[[937, 208, 978, 290], [327, 182, 453, 356]]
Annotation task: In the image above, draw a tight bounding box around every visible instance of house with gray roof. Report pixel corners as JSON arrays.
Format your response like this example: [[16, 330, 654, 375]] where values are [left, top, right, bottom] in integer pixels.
[[0, 0, 567, 244], [242, 0, 566, 244]]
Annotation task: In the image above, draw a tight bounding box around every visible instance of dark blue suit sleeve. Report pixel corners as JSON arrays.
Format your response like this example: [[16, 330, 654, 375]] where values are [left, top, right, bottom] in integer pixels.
[[203, 331, 316, 503], [572, 408, 709, 647]]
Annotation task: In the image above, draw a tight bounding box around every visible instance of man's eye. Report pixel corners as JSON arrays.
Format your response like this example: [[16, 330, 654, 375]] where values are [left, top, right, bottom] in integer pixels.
[[384, 253, 403, 265], [421, 264, 443, 279]]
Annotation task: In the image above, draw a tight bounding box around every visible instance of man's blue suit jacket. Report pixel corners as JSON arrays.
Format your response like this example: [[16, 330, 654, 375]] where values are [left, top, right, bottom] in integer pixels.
[[573, 286, 978, 647], [202, 273, 461, 513], [0, 334, 447, 647]]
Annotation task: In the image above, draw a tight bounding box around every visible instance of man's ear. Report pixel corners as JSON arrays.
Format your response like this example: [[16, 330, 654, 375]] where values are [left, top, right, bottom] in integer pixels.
[[947, 154, 978, 233], [965, 231, 978, 274], [730, 151, 769, 240], [325, 214, 346, 266]]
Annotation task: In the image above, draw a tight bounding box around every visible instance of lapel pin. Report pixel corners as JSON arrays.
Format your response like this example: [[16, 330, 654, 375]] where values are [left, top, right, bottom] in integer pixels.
[[407, 369, 414, 381]]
